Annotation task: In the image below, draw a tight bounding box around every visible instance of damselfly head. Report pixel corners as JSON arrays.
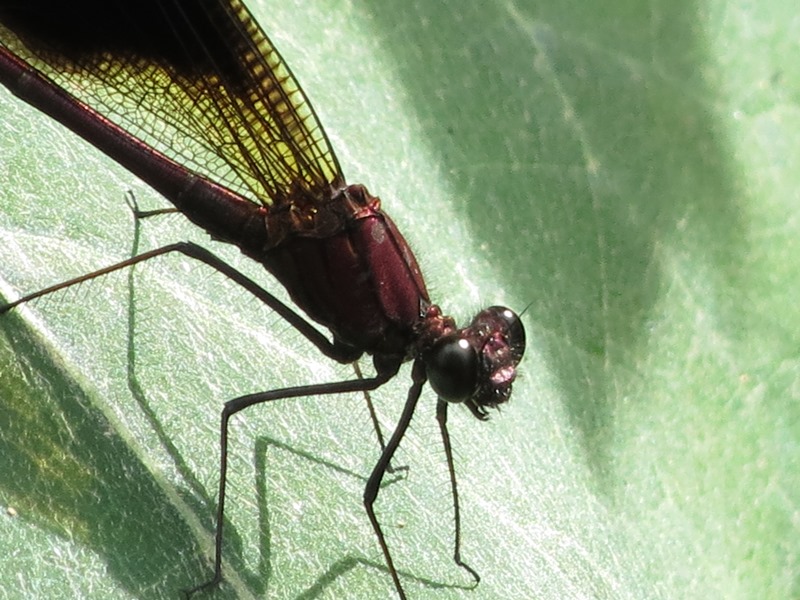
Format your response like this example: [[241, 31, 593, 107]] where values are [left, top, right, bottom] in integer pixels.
[[424, 306, 526, 420]]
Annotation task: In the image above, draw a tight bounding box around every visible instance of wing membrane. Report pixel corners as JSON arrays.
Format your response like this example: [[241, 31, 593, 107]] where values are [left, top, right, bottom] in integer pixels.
[[0, 0, 343, 205]]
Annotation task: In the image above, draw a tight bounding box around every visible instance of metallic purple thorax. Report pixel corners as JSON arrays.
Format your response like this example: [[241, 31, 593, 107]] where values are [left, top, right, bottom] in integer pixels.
[[257, 184, 430, 358]]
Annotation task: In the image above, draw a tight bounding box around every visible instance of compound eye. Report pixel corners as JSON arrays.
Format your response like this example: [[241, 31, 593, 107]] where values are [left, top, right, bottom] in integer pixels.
[[426, 336, 478, 403], [486, 305, 526, 362]]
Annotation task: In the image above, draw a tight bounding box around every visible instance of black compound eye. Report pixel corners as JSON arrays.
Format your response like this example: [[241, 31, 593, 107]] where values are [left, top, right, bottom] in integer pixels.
[[426, 336, 478, 403], [486, 305, 526, 362]]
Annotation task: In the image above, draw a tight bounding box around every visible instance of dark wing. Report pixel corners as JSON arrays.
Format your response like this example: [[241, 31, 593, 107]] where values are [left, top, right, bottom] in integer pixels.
[[0, 0, 343, 204]]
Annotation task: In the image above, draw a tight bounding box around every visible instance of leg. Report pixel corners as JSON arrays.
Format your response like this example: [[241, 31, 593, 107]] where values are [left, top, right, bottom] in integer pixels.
[[363, 358, 427, 600], [0, 241, 354, 363], [353, 361, 408, 475], [184, 365, 397, 598], [124, 190, 178, 219], [436, 399, 480, 586]]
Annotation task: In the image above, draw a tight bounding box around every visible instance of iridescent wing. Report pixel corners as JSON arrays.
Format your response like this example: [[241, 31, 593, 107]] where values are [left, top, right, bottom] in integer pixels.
[[0, 0, 343, 205]]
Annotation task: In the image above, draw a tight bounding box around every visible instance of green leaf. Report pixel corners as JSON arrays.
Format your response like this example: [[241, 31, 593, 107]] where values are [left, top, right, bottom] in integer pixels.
[[1, 0, 798, 599]]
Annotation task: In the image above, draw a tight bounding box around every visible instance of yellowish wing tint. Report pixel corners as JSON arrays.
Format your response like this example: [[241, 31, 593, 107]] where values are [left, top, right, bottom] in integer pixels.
[[0, 0, 342, 205]]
